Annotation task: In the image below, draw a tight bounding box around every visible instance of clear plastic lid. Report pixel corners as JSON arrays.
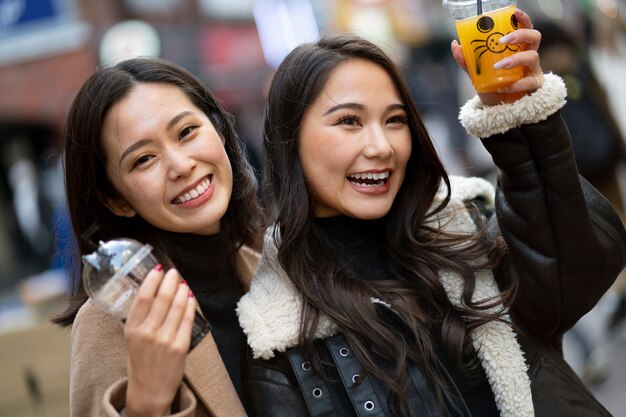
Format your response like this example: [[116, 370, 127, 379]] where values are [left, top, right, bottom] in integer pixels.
[[442, 0, 516, 19], [82, 238, 157, 320]]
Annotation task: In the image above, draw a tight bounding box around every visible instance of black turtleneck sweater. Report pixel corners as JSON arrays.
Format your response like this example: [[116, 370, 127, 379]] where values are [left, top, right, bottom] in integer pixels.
[[313, 216, 500, 417], [160, 224, 246, 399]]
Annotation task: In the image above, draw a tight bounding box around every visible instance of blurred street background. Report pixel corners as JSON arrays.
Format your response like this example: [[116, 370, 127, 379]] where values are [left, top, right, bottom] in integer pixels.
[[0, 0, 625, 416]]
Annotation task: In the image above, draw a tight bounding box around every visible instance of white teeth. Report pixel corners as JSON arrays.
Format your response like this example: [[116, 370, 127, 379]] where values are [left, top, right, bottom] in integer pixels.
[[352, 182, 380, 187], [348, 171, 390, 180], [174, 177, 211, 204], [347, 171, 390, 187]]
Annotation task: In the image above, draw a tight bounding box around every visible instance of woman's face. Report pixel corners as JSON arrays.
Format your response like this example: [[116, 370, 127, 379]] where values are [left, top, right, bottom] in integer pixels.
[[101, 82, 233, 235], [298, 59, 412, 219]]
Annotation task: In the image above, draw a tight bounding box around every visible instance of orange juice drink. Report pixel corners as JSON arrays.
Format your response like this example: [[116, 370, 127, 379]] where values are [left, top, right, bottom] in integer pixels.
[[455, 4, 523, 92]]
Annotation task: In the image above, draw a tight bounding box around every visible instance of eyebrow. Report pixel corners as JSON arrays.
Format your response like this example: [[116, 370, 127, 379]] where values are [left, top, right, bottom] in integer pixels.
[[322, 102, 406, 116], [166, 110, 194, 131], [119, 139, 152, 166], [118, 111, 195, 165]]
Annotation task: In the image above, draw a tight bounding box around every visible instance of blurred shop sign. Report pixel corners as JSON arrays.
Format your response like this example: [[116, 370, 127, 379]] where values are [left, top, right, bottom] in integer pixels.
[[0, 0, 90, 66]]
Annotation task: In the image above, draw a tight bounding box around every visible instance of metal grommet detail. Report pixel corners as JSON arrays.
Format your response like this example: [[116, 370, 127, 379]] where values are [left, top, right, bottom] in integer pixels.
[[312, 387, 323, 398], [301, 361, 311, 371], [364, 400, 375, 411], [351, 373, 360, 383], [339, 347, 350, 357]]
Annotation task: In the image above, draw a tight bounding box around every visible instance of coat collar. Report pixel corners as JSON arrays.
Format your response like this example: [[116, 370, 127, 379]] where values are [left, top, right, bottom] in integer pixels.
[[184, 244, 259, 417], [237, 176, 535, 417]]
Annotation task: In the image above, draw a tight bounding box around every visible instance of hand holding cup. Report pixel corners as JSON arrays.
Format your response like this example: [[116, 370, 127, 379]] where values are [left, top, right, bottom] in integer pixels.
[[449, 6, 544, 105]]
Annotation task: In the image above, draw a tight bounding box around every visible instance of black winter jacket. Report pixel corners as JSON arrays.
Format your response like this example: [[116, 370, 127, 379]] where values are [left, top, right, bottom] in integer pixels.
[[237, 74, 626, 417]]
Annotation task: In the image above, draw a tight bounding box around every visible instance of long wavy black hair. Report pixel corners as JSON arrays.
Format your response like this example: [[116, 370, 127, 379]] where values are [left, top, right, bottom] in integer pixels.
[[54, 57, 264, 327], [262, 33, 513, 414]]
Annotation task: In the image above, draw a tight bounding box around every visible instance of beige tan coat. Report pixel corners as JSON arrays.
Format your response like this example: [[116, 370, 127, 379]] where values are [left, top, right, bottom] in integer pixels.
[[69, 245, 260, 417]]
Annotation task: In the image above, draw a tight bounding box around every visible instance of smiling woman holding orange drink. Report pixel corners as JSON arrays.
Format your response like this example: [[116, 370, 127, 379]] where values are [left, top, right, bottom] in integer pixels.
[[235, 7, 624, 417]]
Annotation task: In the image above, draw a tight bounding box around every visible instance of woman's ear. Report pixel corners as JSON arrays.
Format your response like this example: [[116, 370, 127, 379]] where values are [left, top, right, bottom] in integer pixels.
[[99, 192, 137, 218]]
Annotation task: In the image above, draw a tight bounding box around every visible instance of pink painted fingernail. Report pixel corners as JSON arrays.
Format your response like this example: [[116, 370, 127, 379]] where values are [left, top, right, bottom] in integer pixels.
[[154, 263, 163, 271], [494, 58, 513, 69], [499, 34, 512, 44], [181, 279, 188, 286], [189, 290, 194, 298]]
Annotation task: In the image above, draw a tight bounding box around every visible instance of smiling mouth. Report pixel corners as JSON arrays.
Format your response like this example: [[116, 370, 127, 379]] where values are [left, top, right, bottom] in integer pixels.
[[347, 171, 390, 187], [172, 175, 212, 204]]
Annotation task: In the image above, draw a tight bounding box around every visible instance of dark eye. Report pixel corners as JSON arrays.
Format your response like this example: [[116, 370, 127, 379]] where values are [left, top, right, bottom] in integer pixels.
[[132, 155, 153, 169], [387, 115, 408, 125], [477, 16, 495, 33], [337, 115, 361, 126], [180, 125, 197, 139], [510, 14, 518, 29]]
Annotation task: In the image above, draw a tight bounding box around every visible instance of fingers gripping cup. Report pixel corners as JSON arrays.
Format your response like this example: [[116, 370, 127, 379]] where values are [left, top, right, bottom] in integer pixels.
[[443, 0, 523, 92], [82, 238, 210, 350]]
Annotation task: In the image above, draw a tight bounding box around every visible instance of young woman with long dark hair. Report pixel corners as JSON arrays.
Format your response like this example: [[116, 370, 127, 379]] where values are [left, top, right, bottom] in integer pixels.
[[237, 10, 626, 417], [54, 57, 264, 417]]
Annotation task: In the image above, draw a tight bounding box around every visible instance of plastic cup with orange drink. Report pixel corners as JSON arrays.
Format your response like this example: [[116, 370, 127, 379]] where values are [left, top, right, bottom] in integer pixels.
[[443, 0, 524, 92]]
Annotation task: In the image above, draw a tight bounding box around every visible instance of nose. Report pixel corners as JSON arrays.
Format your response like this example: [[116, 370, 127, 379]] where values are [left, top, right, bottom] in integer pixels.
[[166, 146, 196, 181], [363, 125, 393, 159]]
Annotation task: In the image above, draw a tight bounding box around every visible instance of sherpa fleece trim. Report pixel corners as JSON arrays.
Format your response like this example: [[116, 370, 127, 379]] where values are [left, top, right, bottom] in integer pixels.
[[429, 177, 534, 417], [236, 233, 340, 359], [237, 175, 534, 417], [435, 175, 495, 209], [459, 72, 566, 138]]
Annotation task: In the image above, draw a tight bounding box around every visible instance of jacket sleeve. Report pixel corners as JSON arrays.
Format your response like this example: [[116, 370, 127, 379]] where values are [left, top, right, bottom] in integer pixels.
[[460, 73, 626, 341], [70, 302, 198, 417]]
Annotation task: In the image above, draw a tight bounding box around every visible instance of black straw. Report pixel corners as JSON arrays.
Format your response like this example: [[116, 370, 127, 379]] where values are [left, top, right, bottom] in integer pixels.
[[477, 0, 483, 14]]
